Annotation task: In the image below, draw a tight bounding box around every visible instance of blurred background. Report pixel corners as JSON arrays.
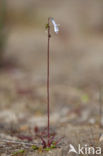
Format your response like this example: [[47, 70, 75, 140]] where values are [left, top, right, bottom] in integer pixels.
[[0, 0, 103, 124], [1, 0, 103, 87]]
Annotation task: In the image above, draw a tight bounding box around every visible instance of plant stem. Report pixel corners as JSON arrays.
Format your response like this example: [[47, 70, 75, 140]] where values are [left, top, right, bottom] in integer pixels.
[[47, 18, 50, 146]]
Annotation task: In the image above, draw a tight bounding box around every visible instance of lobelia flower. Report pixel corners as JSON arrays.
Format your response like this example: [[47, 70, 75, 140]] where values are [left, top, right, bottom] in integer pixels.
[[51, 18, 59, 34]]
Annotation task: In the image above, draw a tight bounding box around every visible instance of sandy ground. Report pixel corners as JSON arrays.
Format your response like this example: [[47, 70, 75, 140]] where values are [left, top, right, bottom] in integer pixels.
[[0, 68, 103, 155]]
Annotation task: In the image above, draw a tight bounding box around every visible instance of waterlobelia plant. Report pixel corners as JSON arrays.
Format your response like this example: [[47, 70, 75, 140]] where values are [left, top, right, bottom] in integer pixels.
[[15, 17, 62, 150], [46, 17, 59, 147], [0, 0, 6, 66]]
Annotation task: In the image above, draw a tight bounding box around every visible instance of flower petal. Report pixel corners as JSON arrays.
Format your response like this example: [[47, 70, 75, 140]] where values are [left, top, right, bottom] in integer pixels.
[[51, 18, 59, 33], [54, 25, 59, 33]]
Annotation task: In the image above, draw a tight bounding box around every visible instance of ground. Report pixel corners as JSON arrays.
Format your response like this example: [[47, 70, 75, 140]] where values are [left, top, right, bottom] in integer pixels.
[[0, 68, 103, 156]]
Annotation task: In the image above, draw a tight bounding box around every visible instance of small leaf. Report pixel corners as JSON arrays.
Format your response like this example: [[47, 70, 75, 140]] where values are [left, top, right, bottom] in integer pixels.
[[45, 24, 49, 29], [51, 144, 56, 148], [44, 147, 51, 151], [12, 152, 17, 155], [39, 136, 47, 148], [12, 149, 24, 155], [18, 149, 24, 153], [52, 141, 56, 145], [32, 145, 38, 150]]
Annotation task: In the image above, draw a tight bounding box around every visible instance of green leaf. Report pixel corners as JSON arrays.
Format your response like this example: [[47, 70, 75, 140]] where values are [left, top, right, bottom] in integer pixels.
[[52, 141, 56, 145], [44, 147, 51, 151], [32, 145, 38, 150], [12, 149, 24, 155], [45, 24, 49, 29], [51, 144, 56, 148], [18, 149, 24, 153]]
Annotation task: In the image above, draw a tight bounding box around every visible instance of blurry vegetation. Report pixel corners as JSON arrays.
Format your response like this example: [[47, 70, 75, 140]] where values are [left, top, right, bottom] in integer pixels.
[[0, 0, 6, 66]]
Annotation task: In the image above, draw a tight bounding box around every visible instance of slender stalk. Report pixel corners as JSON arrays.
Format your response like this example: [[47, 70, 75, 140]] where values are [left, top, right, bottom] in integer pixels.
[[47, 17, 50, 146]]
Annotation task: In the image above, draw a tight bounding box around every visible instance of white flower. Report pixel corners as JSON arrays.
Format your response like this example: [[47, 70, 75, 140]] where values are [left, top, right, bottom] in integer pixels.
[[51, 18, 59, 34]]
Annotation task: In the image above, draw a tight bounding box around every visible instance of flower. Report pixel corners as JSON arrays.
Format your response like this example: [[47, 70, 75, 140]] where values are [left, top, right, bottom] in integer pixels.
[[51, 18, 59, 34]]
